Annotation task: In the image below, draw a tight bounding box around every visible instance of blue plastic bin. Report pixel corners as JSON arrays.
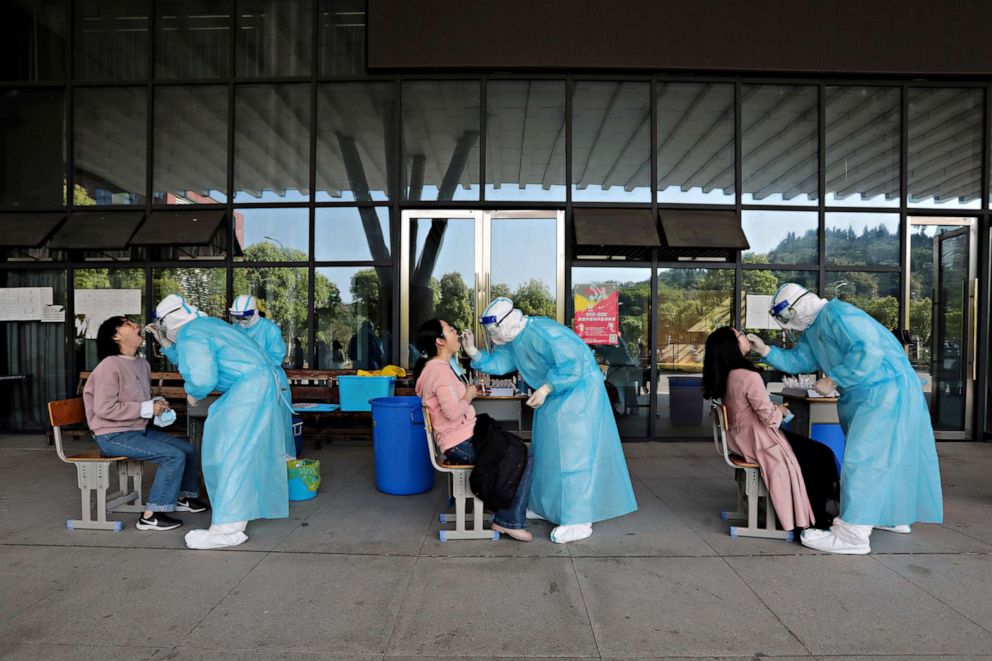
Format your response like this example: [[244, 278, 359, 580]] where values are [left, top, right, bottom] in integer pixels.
[[287, 458, 320, 501], [669, 376, 704, 426], [369, 396, 435, 495], [338, 375, 396, 411], [292, 415, 303, 457], [810, 423, 846, 476]]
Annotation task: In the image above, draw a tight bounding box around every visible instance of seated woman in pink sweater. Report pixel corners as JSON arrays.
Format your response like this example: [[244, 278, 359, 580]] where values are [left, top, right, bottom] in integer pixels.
[[83, 315, 208, 532], [414, 318, 534, 541], [702, 326, 837, 532]]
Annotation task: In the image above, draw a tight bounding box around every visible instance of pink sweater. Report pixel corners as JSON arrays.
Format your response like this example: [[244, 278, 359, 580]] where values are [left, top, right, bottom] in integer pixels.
[[415, 359, 476, 452], [83, 355, 152, 436]]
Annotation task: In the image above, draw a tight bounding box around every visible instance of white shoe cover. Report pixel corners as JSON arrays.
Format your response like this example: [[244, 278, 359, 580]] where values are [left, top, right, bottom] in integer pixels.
[[550, 523, 592, 544], [874, 524, 912, 534], [184, 521, 248, 550], [525, 509, 545, 521], [801, 517, 871, 555]]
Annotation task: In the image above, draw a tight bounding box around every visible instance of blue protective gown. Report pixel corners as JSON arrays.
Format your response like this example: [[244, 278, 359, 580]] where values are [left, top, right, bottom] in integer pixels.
[[236, 317, 295, 458], [163, 317, 289, 524], [471, 317, 638, 525], [764, 299, 943, 526]]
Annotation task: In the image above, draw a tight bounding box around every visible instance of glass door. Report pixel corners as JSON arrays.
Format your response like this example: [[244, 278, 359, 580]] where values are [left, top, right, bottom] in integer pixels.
[[906, 217, 978, 439], [400, 210, 565, 366]]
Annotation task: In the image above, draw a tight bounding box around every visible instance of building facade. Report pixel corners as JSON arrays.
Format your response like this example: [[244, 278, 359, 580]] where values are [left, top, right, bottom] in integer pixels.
[[1, 0, 990, 441]]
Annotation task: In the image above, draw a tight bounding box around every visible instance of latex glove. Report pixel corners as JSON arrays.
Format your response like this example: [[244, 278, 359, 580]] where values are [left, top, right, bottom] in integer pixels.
[[144, 323, 173, 348], [746, 334, 770, 357], [813, 375, 836, 397], [526, 384, 552, 409], [187, 394, 200, 407], [460, 329, 479, 357]]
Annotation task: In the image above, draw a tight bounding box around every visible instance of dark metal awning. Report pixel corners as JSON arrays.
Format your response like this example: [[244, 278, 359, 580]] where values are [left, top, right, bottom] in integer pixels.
[[48, 212, 144, 250], [0, 213, 65, 246], [658, 209, 749, 262], [573, 208, 660, 259], [129, 210, 226, 245]]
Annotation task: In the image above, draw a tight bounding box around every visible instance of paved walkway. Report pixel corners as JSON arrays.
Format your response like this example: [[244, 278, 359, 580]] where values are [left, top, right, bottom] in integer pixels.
[[2, 435, 991, 660]]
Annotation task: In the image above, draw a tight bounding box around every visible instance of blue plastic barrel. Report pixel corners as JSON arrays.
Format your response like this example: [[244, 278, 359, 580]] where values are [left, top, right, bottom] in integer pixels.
[[369, 396, 435, 495], [810, 423, 846, 476]]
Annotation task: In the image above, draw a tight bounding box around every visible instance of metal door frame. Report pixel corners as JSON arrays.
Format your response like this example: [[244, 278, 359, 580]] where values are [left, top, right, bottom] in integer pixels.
[[400, 209, 565, 368], [904, 216, 979, 440]]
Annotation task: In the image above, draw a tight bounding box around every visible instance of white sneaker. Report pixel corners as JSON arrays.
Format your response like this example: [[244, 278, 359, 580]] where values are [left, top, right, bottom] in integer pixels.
[[550, 523, 592, 544], [525, 509, 546, 521], [874, 524, 912, 534]]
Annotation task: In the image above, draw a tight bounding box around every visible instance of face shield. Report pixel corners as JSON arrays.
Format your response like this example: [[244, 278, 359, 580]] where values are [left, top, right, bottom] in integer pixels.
[[229, 309, 256, 328], [479, 297, 524, 346], [769, 290, 812, 328]]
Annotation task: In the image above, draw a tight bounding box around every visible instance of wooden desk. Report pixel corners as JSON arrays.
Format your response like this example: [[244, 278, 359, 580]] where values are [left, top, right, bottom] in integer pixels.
[[474, 395, 527, 435], [780, 388, 839, 436]]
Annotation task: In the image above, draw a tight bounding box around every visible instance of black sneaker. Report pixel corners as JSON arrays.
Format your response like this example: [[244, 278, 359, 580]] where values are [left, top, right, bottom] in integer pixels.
[[175, 497, 209, 513], [136, 512, 183, 531]]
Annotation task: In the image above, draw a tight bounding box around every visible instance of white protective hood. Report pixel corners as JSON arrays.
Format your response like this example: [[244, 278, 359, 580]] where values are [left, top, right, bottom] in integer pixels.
[[155, 294, 203, 341], [481, 297, 526, 345], [770, 283, 826, 332]]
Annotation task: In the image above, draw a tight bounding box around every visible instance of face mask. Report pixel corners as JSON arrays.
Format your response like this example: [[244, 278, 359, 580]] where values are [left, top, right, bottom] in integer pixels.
[[235, 317, 253, 328], [449, 356, 466, 378], [737, 332, 751, 356], [153, 408, 177, 428]]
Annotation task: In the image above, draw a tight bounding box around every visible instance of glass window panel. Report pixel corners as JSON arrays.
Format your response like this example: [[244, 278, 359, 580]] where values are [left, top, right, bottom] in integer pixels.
[[825, 86, 899, 207], [908, 88, 983, 209], [315, 266, 393, 369], [741, 210, 818, 265], [73, 268, 145, 370], [656, 268, 735, 437], [234, 208, 309, 261], [153, 85, 228, 204], [73, 87, 146, 205], [742, 269, 818, 351], [572, 81, 651, 202], [0, 269, 67, 430], [236, 0, 311, 78], [824, 271, 900, 331], [1, 0, 67, 81], [234, 83, 310, 202], [485, 81, 566, 201], [316, 82, 394, 201], [491, 218, 558, 318], [315, 207, 389, 261], [402, 81, 480, 201], [825, 212, 899, 266], [407, 215, 476, 346], [742, 84, 817, 205], [1, 88, 65, 207], [657, 82, 735, 204], [572, 266, 651, 438], [318, 0, 365, 77], [73, 0, 149, 81], [233, 266, 309, 366], [151, 267, 227, 369], [154, 0, 231, 79]]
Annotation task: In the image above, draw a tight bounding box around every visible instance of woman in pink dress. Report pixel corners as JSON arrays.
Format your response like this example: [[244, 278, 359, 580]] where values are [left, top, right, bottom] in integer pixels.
[[703, 326, 836, 531]]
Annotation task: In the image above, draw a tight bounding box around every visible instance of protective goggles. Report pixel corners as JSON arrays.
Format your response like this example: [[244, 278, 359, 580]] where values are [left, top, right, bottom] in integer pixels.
[[479, 308, 513, 328], [769, 291, 811, 325], [151, 307, 180, 334], [229, 309, 256, 319]]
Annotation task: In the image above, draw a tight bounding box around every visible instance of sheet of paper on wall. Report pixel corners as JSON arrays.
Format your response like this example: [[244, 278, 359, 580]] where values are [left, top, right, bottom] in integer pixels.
[[0, 287, 54, 321], [75, 289, 142, 339], [744, 294, 776, 330], [41, 305, 65, 323]]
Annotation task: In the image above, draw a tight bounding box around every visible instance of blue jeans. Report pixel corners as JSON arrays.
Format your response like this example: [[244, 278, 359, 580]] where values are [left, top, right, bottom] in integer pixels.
[[95, 429, 199, 512], [445, 440, 533, 530]]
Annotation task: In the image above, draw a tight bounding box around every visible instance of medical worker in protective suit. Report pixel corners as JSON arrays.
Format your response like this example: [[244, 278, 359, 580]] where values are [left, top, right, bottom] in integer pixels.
[[461, 297, 638, 543], [746, 283, 942, 554], [144, 294, 289, 550], [229, 295, 295, 458]]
